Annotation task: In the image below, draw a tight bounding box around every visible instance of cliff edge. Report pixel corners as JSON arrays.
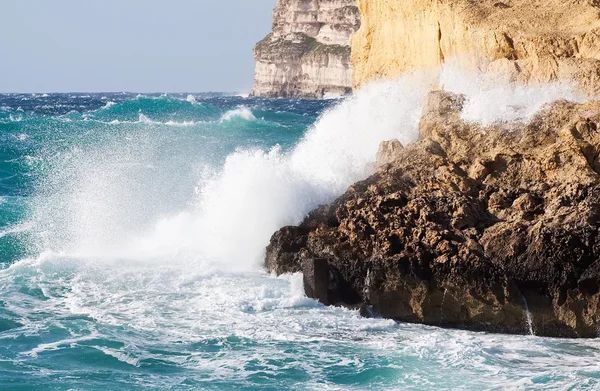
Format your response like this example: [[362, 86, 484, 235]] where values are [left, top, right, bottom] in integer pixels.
[[352, 0, 600, 95], [252, 0, 360, 98]]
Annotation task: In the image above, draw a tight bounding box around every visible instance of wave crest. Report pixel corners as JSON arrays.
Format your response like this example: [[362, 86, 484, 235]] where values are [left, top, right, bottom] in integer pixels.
[[220, 106, 256, 122]]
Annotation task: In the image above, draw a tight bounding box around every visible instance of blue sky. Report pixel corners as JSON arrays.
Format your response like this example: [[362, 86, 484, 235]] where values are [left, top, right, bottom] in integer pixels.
[[0, 0, 275, 92]]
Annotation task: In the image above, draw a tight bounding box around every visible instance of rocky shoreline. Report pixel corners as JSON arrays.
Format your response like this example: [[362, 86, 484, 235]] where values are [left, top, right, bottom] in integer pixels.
[[266, 91, 600, 338]]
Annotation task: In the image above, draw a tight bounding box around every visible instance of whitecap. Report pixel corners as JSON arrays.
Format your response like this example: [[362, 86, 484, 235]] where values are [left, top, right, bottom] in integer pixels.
[[164, 120, 197, 127], [93, 346, 141, 367], [25, 332, 99, 358], [137, 114, 196, 127], [219, 106, 256, 122], [138, 113, 157, 124], [323, 92, 343, 100]]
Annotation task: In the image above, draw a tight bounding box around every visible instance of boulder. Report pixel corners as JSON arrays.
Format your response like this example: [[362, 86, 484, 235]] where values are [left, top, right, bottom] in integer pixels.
[[265, 90, 600, 338]]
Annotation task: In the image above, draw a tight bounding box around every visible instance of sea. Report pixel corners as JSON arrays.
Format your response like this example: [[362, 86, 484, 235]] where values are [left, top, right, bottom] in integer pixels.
[[1, 70, 599, 390]]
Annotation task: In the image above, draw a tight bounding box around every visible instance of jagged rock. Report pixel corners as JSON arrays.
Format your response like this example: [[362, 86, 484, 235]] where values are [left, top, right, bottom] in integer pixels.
[[266, 90, 600, 338], [376, 139, 404, 167], [252, 0, 360, 98], [351, 0, 600, 96]]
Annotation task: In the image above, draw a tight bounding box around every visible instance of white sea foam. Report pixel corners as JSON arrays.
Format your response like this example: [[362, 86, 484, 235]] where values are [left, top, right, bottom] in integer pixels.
[[26, 66, 586, 267], [138, 113, 154, 124], [9, 114, 23, 122], [164, 120, 197, 127], [25, 332, 99, 358], [440, 63, 586, 125], [137, 113, 197, 127], [220, 106, 257, 122], [7, 68, 599, 388], [323, 92, 343, 100], [102, 101, 116, 109], [117, 75, 433, 266], [186, 94, 197, 104]]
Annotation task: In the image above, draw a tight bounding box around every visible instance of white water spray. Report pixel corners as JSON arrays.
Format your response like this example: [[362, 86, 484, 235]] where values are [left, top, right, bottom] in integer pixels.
[[26, 66, 585, 270], [440, 289, 448, 322], [521, 295, 535, 336]]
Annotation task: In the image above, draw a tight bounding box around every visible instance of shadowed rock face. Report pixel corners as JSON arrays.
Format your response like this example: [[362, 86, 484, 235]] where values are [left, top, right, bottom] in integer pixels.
[[266, 91, 600, 338]]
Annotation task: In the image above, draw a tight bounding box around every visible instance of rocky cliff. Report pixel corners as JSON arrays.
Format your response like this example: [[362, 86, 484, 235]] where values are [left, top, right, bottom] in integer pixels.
[[266, 91, 600, 338], [351, 0, 600, 95], [252, 0, 360, 98]]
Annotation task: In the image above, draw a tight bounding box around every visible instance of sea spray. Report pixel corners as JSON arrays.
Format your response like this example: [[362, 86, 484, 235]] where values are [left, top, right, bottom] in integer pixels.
[[1, 78, 598, 389], [133, 75, 433, 267], [521, 295, 535, 336], [439, 62, 586, 125], [440, 288, 448, 322], [139, 67, 583, 267], [24, 67, 588, 268]]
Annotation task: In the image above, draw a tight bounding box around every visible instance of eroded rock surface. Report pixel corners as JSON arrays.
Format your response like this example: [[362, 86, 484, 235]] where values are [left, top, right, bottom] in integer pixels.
[[266, 91, 600, 337], [252, 0, 360, 98], [352, 0, 600, 96]]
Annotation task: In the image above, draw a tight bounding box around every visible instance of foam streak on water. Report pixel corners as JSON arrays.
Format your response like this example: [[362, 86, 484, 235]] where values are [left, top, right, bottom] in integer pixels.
[[0, 70, 598, 390]]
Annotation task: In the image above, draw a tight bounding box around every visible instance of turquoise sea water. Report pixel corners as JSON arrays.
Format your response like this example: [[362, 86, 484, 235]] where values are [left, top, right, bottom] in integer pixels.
[[1, 91, 600, 390]]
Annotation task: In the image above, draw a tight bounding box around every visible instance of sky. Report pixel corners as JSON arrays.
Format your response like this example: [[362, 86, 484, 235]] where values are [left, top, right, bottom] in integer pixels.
[[0, 0, 275, 93]]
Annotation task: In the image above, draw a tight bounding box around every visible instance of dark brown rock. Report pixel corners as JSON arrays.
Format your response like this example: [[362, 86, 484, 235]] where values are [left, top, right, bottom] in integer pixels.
[[302, 258, 329, 304], [265, 90, 600, 338]]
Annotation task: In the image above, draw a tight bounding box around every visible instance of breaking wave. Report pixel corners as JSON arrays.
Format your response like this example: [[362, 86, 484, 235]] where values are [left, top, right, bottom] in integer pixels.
[[220, 106, 257, 122], [0, 66, 595, 390]]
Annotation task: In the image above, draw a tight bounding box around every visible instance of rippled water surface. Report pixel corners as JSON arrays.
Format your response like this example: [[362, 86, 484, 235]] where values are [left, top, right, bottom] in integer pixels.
[[0, 89, 598, 390]]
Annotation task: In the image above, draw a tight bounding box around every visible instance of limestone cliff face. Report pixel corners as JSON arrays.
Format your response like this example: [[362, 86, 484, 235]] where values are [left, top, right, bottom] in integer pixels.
[[352, 0, 600, 95], [252, 0, 360, 98]]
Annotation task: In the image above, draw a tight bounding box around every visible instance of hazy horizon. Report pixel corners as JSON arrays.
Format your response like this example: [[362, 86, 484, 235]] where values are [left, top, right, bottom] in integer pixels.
[[0, 0, 275, 93]]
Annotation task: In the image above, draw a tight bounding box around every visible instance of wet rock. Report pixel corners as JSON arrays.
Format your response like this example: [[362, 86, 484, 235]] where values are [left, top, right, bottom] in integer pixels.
[[376, 139, 404, 167], [266, 91, 600, 338], [302, 258, 329, 304]]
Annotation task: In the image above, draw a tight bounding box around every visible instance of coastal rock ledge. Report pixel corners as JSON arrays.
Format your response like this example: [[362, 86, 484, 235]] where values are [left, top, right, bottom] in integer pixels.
[[266, 91, 600, 338]]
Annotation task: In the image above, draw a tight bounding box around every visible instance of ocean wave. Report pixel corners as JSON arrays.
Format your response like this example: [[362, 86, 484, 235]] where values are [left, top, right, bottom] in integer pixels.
[[25, 332, 99, 358], [220, 106, 256, 122], [0, 224, 32, 239], [138, 114, 198, 127], [8, 114, 24, 122], [2, 70, 600, 390], [101, 101, 116, 109]]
